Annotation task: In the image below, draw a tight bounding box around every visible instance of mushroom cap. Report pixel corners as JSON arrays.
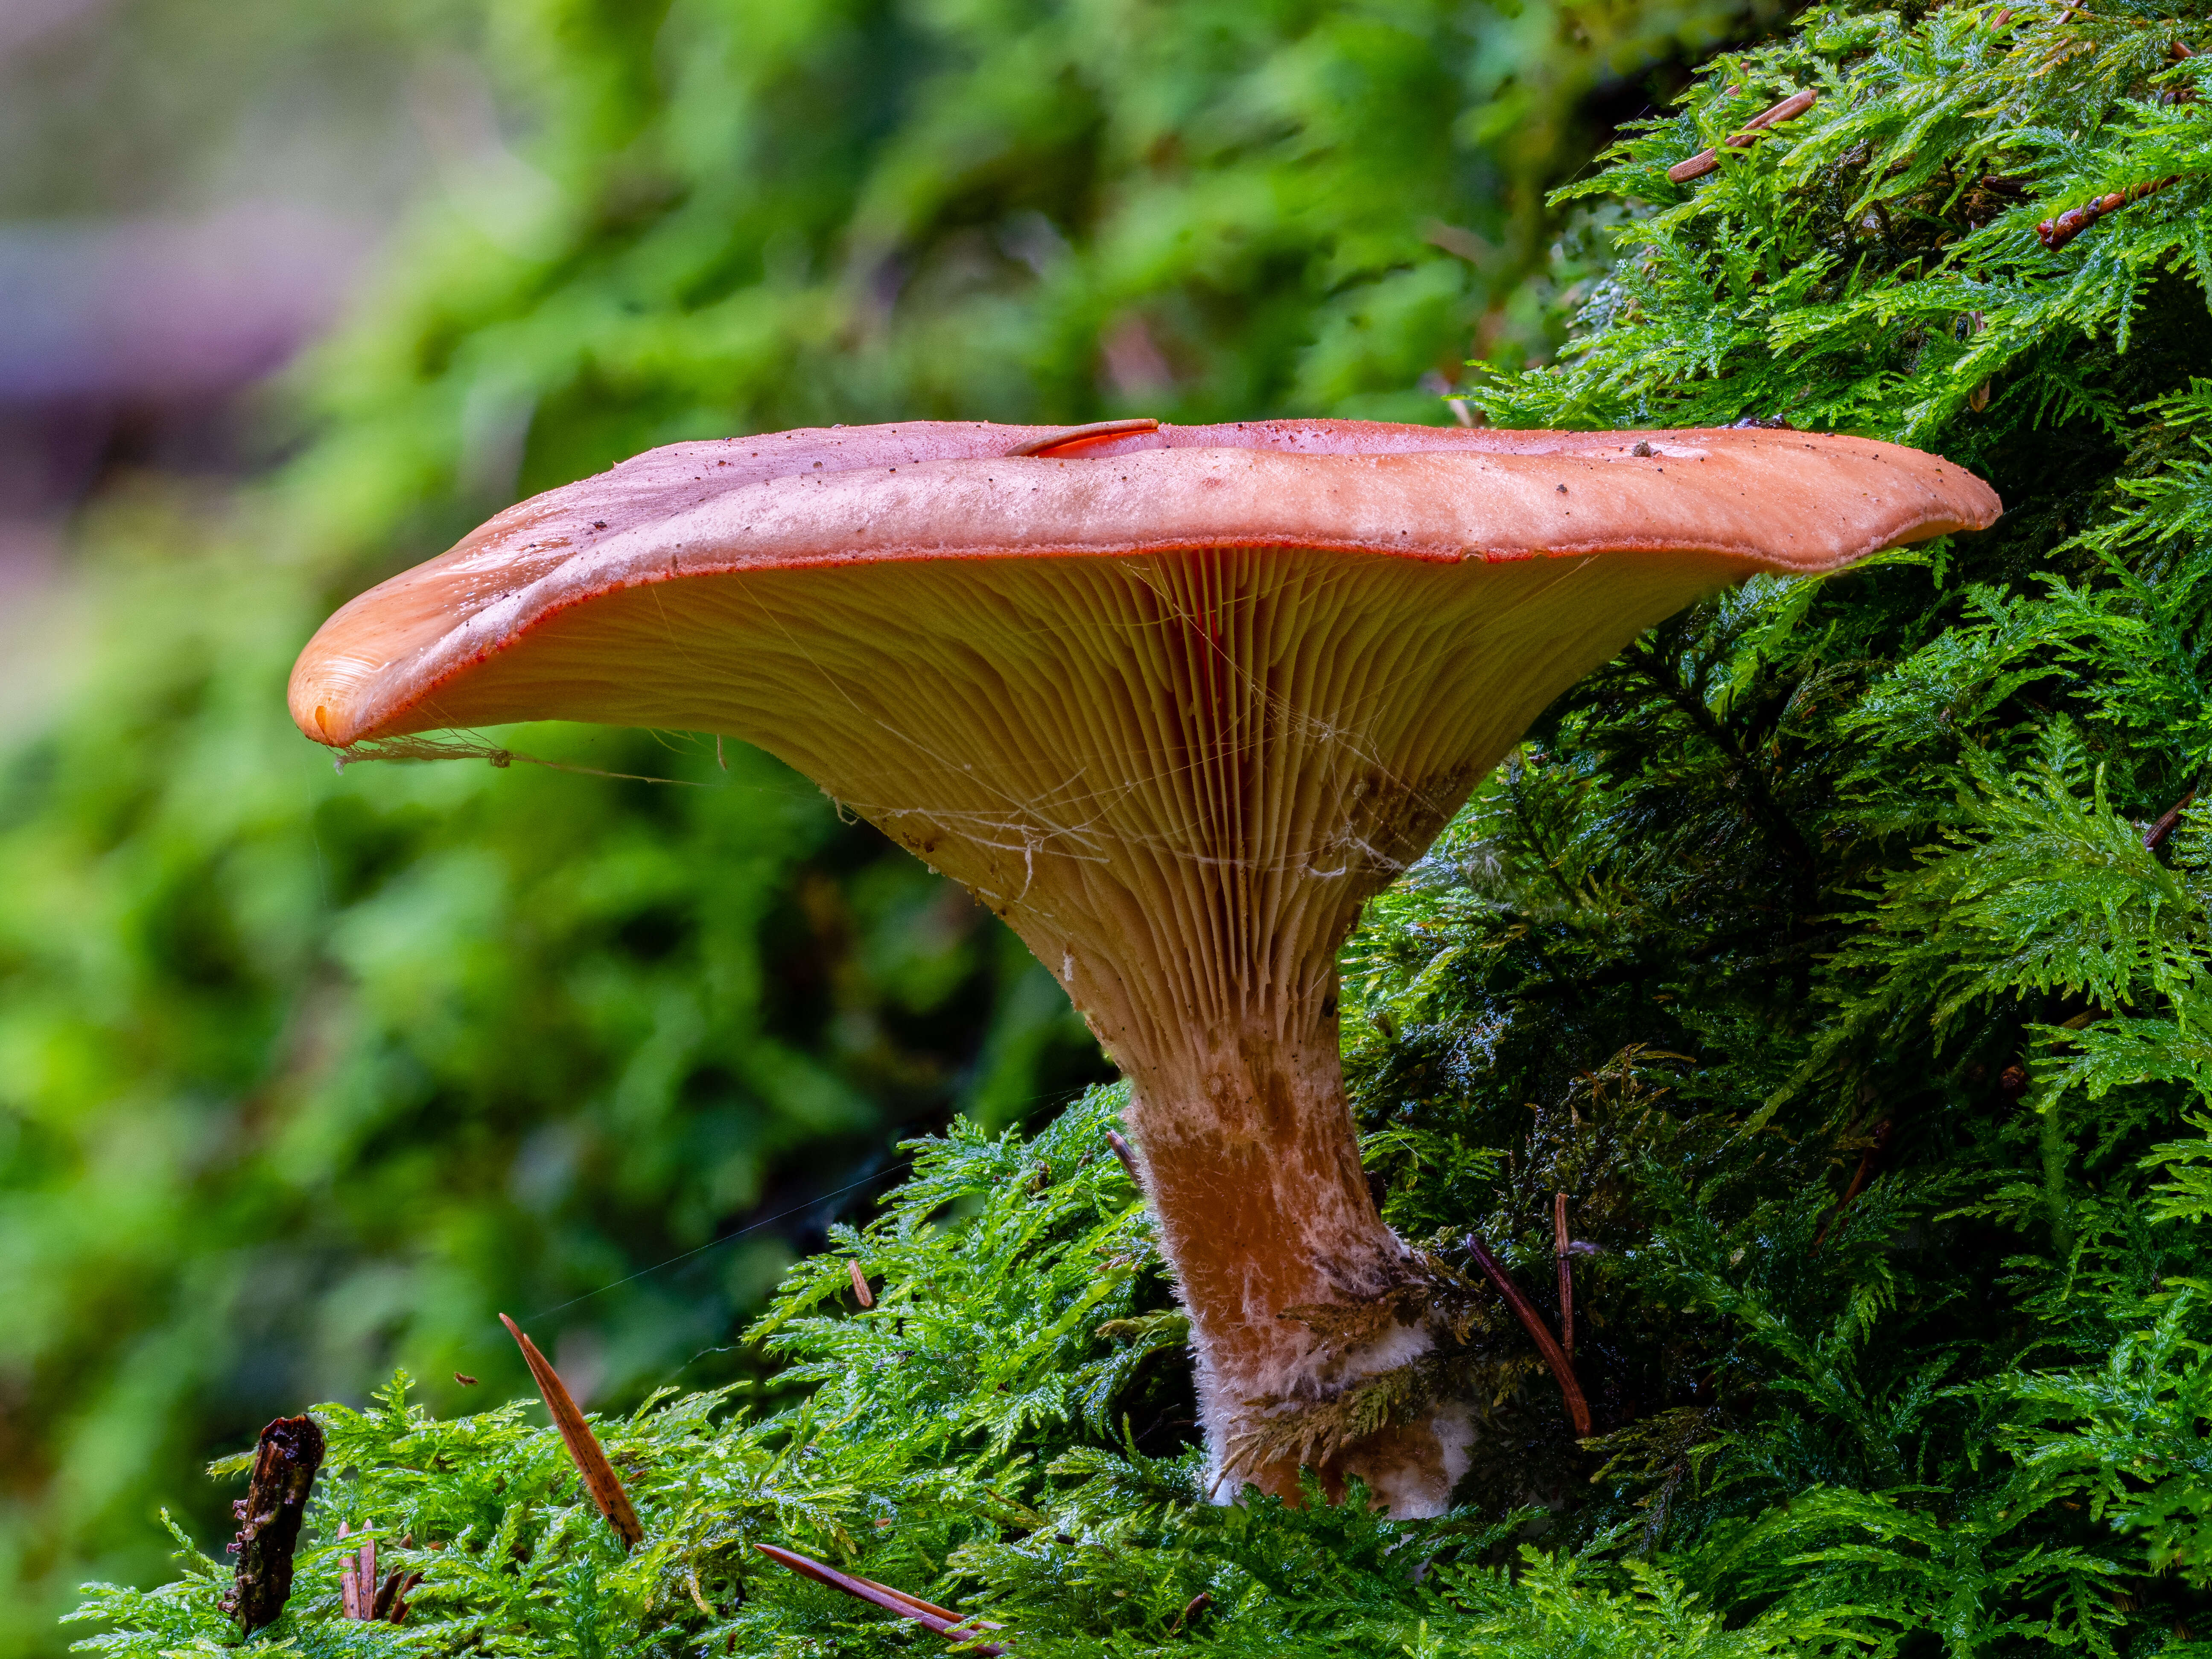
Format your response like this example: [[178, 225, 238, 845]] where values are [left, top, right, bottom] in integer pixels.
[[293, 418, 1998, 751], [289, 418, 1997, 1056]]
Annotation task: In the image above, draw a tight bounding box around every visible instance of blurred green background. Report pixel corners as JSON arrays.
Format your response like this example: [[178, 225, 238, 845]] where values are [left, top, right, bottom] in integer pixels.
[[0, 0, 1771, 1647]]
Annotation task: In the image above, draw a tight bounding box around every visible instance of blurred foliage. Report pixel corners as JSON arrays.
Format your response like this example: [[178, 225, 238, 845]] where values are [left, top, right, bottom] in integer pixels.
[[0, 0, 458, 220], [68, 0, 2212, 1647], [0, 493, 1103, 1656], [0, 0, 1766, 1649]]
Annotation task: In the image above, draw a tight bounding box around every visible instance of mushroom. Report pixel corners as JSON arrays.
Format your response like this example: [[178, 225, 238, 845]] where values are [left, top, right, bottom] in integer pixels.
[[289, 418, 1999, 1514]]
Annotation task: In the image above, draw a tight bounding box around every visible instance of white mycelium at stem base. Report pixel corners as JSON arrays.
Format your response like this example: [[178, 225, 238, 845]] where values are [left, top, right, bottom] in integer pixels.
[[289, 418, 2001, 1514]]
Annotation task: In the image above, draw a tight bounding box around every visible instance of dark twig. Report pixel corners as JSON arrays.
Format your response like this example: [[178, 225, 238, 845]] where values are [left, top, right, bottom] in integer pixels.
[[500, 1314, 645, 1549], [221, 1414, 325, 1632], [755, 1543, 1006, 1652], [1625, 639, 1819, 885], [1553, 1193, 1574, 1362], [1669, 89, 1819, 183], [2147, 789, 2196, 852], [1465, 1235, 1592, 1437]]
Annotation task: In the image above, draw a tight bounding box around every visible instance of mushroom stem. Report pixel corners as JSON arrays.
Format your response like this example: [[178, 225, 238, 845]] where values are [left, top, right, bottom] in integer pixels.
[[1116, 1028, 1471, 1511]]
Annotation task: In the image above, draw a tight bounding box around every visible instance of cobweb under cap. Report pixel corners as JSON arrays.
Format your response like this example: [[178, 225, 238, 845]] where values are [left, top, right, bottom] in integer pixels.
[[289, 417, 2000, 1518]]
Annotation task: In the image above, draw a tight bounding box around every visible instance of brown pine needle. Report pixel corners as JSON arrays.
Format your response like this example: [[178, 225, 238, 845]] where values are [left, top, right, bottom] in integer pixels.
[[371, 1564, 422, 1623], [755, 1543, 1006, 1652], [1007, 417, 1160, 457], [1553, 1192, 1574, 1362], [499, 1314, 645, 1549], [338, 1523, 362, 1620], [1813, 1118, 1895, 1250], [1104, 1128, 1140, 1181], [1668, 88, 1819, 182], [849, 1259, 875, 1308], [1466, 1234, 1592, 1437], [2147, 788, 2196, 851]]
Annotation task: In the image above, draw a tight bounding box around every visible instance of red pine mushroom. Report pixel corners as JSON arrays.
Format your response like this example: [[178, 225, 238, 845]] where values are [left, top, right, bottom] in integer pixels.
[[290, 418, 1999, 1513]]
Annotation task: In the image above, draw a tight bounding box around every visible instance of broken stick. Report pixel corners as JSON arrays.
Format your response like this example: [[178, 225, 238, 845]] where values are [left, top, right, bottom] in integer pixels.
[[336, 1523, 423, 1624], [221, 1414, 325, 1632]]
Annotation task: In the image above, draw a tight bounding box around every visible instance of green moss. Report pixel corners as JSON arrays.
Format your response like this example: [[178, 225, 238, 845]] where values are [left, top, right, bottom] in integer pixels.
[[68, 1091, 1862, 1656]]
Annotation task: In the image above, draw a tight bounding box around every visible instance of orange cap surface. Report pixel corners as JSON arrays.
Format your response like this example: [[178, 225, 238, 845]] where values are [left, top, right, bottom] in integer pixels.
[[292, 418, 1997, 753]]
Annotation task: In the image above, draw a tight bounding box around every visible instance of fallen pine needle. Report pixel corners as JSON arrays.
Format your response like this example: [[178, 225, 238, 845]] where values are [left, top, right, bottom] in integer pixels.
[[500, 1314, 645, 1549], [1554, 1192, 1574, 1362], [755, 1543, 1006, 1652], [1104, 1128, 1140, 1181], [336, 1525, 420, 1624], [1465, 1235, 1592, 1437], [1007, 417, 1159, 457], [1667, 88, 1818, 182]]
